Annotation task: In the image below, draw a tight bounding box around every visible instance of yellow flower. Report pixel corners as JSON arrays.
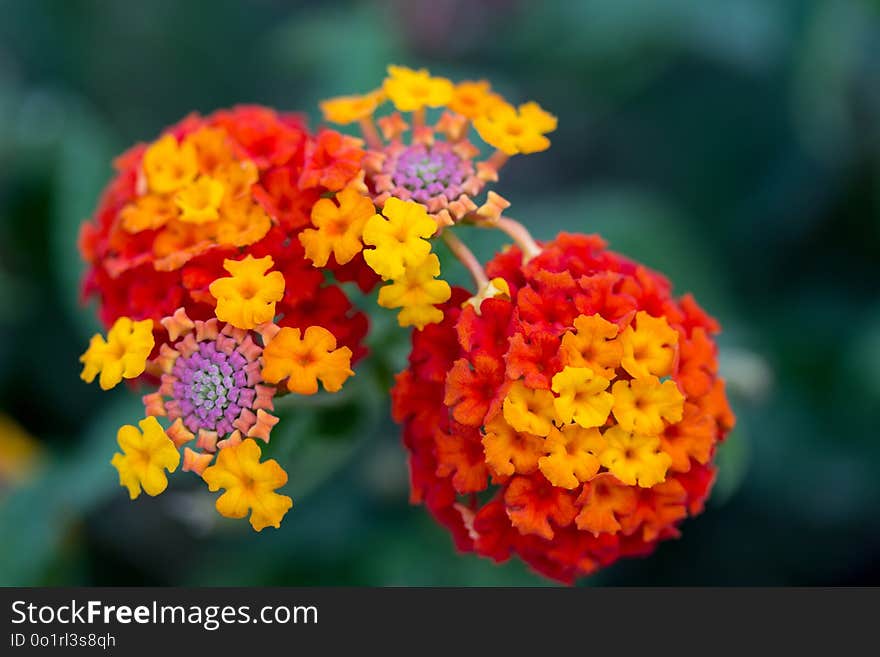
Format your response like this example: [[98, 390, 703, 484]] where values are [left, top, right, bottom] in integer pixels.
[[261, 326, 353, 395], [362, 197, 436, 280], [383, 65, 453, 112], [599, 426, 671, 488], [208, 255, 285, 329], [611, 376, 684, 435], [619, 311, 679, 378], [538, 424, 605, 489], [110, 416, 180, 500], [299, 189, 374, 267], [377, 254, 451, 330], [320, 89, 385, 124], [120, 194, 178, 233], [473, 100, 557, 155], [481, 415, 543, 478], [449, 80, 504, 119], [559, 313, 623, 378], [143, 134, 199, 194], [80, 317, 155, 390], [202, 438, 293, 531], [550, 366, 614, 428], [502, 381, 555, 437], [174, 175, 225, 224]]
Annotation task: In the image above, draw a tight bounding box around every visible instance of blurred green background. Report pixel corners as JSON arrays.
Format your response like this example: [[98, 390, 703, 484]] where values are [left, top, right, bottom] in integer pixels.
[[1, 0, 878, 586]]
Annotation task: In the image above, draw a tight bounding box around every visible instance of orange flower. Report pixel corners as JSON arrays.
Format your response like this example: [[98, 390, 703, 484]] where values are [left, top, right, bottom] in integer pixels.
[[558, 314, 623, 378], [504, 474, 577, 540], [120, 195, 177, 233], [575, 473, 638, 536], [449, 80, 504, 119], [261, 326, 353, 395], [298, 129, 365, 191], [660, 402, 717, 472], [481, 415, 543, 478], [538, 425, 605, 489], [299, 189, 374, 267], [434, 426, 488, 494]]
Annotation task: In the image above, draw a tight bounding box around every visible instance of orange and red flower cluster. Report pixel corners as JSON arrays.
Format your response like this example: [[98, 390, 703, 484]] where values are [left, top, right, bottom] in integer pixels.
[[391, 233, 734, 583], [78, 105, 374, 360]]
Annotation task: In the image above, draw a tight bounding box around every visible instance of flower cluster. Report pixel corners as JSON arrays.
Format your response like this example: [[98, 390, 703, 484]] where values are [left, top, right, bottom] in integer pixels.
[[79, 124, 358, 529], [79, 105, 374, 360], [391, 233, 734, 583], [309, 66, 556, 329]]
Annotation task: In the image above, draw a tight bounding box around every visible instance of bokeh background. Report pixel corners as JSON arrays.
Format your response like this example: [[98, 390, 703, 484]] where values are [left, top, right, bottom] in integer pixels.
[[1, 0, 878, 586]]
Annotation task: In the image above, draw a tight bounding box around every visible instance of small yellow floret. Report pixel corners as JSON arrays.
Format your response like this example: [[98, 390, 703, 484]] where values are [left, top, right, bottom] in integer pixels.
[[473, 101, 557, 155], [174, 175, 225, 224], [599, 426, 671, 488], [611, 376, 684, 435], [111, 416, 180, 500], [202, 438, 293, 531], [143, 134, 198, 194], [208, 255, 285, 329], [80, 317, 155, 390], [550, 366, 614, 428], [362, 197, 436, 280], [377, 253, 451, 330], [383, 65, 453, 112], [619, 311, 679, 379], [502, 381, 555, 437]]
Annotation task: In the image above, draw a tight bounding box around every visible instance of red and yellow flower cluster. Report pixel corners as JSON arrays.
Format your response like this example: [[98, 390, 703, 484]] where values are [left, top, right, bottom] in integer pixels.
[[79, 105, 373, 359], [81, 254, 354, 531], [391, 233, 734, 583], [78, 106, 370, 530]]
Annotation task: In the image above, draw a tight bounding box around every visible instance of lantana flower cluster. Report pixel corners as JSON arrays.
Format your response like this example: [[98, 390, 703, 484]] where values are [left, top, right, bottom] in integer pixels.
[[309, 65, 556, 329], [79, 105, 373, 358], [79, 106, 368, 530], [391, 234, 734, 583], [81, 255, 354, 530]]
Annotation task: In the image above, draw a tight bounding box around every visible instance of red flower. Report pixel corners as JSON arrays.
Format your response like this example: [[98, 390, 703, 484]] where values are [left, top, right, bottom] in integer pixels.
[[444, 354, 506, 426], [391, 233, 735, 583], [298, 129, 365, 192]]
